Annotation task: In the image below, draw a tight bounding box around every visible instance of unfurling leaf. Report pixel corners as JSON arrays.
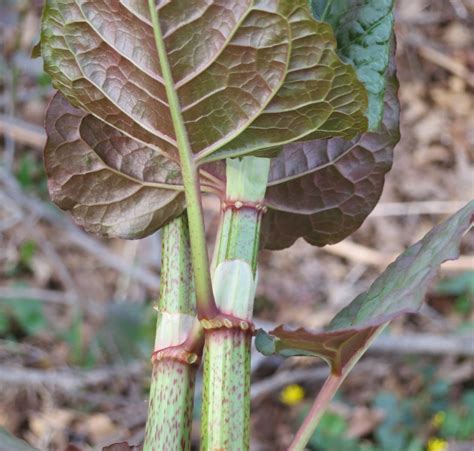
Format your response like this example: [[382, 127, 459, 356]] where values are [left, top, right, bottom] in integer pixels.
[[312, 0, 396, 130], [40, 0, 368, 238], [256, 201, 474, 375], [261, 51, 399, 250]]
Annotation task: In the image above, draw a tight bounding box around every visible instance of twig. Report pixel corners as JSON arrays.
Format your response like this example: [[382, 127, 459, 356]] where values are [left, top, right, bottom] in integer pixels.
[[251, 367, 329, 400], [0, 286, 76, 305], [0, 167, 161, 289], [449, 0, 469, 19], [407, 34, 474, 88], [371, 201, 469, 217], [0, 363, 143, 391], [0, 114, 46, 149], [324, 241, 473, 274], [371, 332, 474, 357], [325, 241, 389, 266], [0, 286, 104, 316]]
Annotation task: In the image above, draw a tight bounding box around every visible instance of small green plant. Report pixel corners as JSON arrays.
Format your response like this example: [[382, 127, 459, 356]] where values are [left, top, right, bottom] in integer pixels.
[[35, 1, 472, 449], [0, 293, 48, 338]]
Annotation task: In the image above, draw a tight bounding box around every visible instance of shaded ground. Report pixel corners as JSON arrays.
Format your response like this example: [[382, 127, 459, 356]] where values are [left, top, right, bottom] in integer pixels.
[[0, 0, 473, 450]]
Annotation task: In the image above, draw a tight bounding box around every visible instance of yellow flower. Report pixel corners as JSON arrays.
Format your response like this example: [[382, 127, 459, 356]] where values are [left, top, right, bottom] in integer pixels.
[[427, 438, 448, 451], [431, 411, 446, 428], [280, 384, 305, 406]]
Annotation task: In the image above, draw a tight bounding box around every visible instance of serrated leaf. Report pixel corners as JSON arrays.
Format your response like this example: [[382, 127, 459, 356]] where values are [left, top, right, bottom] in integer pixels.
[[261, 51, 399, 250], [311, 0, 395, 130], [41, 0, 369, 238], [256, 201, 474, 375]]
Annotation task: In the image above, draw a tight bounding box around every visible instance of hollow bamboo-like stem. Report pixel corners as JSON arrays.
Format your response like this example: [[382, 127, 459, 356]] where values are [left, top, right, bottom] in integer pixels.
[[144, 215, 199, 451], [200, 328, 252, 450], [201, 157, 271, 450]]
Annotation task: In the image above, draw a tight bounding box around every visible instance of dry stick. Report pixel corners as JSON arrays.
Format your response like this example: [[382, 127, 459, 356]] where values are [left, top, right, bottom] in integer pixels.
[[325, 240, 473, 273], [0, 167, 161, 289], [0, 286, 103, 315], [0, 114, 46, 148], [371, 201, 469, 217], [407, 34, 474, 88], [12, 211, 80, 298], [0, 363, 143, 391], [0, 287, 76, 305], [250, 360, 392, 401]]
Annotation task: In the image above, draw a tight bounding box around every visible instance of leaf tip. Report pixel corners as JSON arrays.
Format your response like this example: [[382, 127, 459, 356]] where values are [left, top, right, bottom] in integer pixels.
[[31, 41, 41, 58], [255, 329, 277, 356]]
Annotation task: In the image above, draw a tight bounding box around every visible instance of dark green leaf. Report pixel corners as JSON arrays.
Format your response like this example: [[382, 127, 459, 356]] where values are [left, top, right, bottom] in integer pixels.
[[312, 0, 396, 130], [256, 201, 474, 375]]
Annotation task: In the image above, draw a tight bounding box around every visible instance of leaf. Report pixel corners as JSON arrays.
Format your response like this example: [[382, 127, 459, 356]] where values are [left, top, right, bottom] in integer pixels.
[[41, 0, 367, 163], [0, 427, 37, 451], [311, 0, 396, 130], [261, 50, 399, 250], [0, 295, 48, 337], [40, 1, 369, 238], [44, 92, 186, 238], [256, 201, 474, 375]]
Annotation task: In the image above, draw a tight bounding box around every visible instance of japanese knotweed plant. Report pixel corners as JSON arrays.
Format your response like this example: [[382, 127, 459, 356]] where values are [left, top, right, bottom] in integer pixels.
[[36, 0, 473, 449]]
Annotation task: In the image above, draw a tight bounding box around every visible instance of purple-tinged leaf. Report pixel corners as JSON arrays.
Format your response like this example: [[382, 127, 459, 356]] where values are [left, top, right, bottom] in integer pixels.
[[261, 52, 399, 250], [40, 0, 367, 162], [256, 200, 474, 375], [40, 0, 370, 238], [44, 93, 186, 238]]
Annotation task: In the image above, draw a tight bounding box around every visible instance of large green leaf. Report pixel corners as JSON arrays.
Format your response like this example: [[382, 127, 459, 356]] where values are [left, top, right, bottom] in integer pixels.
[[256, 201, 474, 374], [261, 50, 399, 249], [312, 0, 395, 130], [40, 0, 368, 238]]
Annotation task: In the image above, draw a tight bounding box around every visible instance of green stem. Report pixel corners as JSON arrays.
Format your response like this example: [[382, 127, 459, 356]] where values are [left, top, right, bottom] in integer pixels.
[[320, 0, 334, 22], [201, 328, 252, 450], [201, 157, 271, 450], [288, 374, 343, 451], [144, 215, 199, 451], [147, 0, 217, 319], [289, 325, 388, 449]]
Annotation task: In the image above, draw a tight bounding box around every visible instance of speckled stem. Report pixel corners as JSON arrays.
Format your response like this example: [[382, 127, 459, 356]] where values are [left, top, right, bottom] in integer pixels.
[[201, 328, 252, 450], [201, 157, 270, 450], [144, 215, 198, 451]]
